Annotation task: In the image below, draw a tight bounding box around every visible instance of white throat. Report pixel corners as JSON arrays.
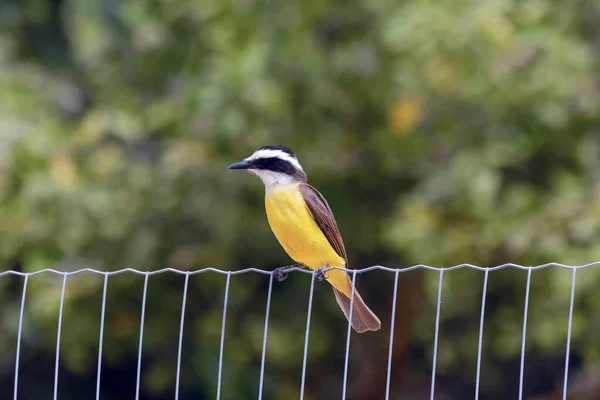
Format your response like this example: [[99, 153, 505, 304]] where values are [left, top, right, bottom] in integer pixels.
[[250, 169, 295, 190]]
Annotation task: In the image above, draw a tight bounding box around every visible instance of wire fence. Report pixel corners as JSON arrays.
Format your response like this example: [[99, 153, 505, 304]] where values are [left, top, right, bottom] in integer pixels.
[[1, 261, 595, 400]]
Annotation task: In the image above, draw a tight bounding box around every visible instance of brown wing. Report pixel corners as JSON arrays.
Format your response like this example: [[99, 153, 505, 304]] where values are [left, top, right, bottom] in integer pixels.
[[299, 183, 347, 261], [301, 184, 381, 333]]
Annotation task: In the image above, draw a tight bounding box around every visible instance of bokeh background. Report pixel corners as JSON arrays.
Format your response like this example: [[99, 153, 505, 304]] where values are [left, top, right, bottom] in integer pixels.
[[1, 0, 600, 399]]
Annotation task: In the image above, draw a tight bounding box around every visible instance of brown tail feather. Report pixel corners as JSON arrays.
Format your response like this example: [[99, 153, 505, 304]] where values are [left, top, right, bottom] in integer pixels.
[[333, 287, 381, 333]]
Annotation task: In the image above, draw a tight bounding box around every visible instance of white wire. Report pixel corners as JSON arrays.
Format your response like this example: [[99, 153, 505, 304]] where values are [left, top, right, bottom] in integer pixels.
[[430, 269, 444, 400], [258, 273, 274, 400], [299, 271, 317, 400], [216, 272, 231, 400], [385, 270, 400, 400], [518, 269, 532, 400], [474, 269, 490, 400], [342, 270, 357, 400], [135, 274, 149, 400], [175, 273, 190, 400], [0, 261, 597, 281], [13, 275, 29, 400], [96, 273, 109, 400], [0, 262, 590, 399], [53, 274, 68, 400], [562, 267, 577, 400]]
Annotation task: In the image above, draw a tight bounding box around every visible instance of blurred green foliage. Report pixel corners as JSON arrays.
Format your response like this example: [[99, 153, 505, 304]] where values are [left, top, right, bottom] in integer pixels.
[[1, 0, 600, 399]]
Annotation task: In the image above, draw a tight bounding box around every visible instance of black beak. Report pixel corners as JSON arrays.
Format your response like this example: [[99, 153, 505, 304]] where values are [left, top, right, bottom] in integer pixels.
[[227, 160, 252, 170]]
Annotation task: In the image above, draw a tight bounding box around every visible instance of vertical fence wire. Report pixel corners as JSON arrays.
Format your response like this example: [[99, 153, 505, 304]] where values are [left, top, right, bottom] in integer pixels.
[[216, 272, 231, 400], [96, 273, 109, 400], [385, 270, 400, 400], [53, 274, 68, 400], [341, 270, 357, 400], [299, 272, 317, 400], [258, 273, 275, 400], [13, 275, 29, 400], [562, 267, 577, 400], [135, 274, 149, 400], [175, 273, 190, 400], [518, 269, 532, 400], [474, 269, 490, 400], [430, 269, 444, 400]]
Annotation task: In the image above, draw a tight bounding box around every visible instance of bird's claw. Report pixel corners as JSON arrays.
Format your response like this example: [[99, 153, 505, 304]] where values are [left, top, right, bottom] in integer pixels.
[[273, 263, 303, 281], [273, 267, 288, 281], [315, 264, 329, 281]]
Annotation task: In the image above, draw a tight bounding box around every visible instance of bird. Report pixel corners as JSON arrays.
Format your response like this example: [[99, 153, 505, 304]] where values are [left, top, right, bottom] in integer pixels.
[[228, 145, 381, 333]]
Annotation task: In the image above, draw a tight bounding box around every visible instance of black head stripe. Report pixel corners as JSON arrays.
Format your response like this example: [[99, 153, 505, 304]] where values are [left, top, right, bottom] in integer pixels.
[[252, 157, 296, 174], [257, 145, 296, 158]]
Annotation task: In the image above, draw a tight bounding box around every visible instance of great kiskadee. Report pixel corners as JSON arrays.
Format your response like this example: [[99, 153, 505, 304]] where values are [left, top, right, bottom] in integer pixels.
[[228, 145, 381, 333]]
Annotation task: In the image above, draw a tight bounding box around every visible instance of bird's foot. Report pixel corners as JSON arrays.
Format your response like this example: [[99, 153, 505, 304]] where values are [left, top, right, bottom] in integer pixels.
[[273, 267, 288, 281], [315, 263, 329, 281], [273, 263, 303, 281], [273, 267, 287, 282]]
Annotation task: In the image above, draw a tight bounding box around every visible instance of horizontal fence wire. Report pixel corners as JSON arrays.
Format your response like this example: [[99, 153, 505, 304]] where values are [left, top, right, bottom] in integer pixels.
[[3, 262, 590, 400], [1, 262, 599, 279]]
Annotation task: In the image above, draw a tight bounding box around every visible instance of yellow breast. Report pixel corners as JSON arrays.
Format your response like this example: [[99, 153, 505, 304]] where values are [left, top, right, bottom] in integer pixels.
[[265, 184, 346, 270]]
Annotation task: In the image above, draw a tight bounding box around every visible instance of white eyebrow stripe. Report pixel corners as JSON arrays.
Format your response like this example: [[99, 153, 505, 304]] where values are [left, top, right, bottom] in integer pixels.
[[247, 149, 304, 171]]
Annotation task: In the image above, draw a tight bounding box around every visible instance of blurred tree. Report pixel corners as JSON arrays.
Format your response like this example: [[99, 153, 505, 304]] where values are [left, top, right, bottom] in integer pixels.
[[1, 0, 600, 399]]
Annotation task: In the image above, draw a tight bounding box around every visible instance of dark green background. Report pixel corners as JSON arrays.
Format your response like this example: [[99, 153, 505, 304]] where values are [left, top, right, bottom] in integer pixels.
[[1, 0, 600, 399]]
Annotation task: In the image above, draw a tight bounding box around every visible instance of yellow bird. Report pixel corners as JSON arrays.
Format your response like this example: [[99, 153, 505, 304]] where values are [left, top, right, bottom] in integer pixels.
[[228, 145, 380, 333]]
